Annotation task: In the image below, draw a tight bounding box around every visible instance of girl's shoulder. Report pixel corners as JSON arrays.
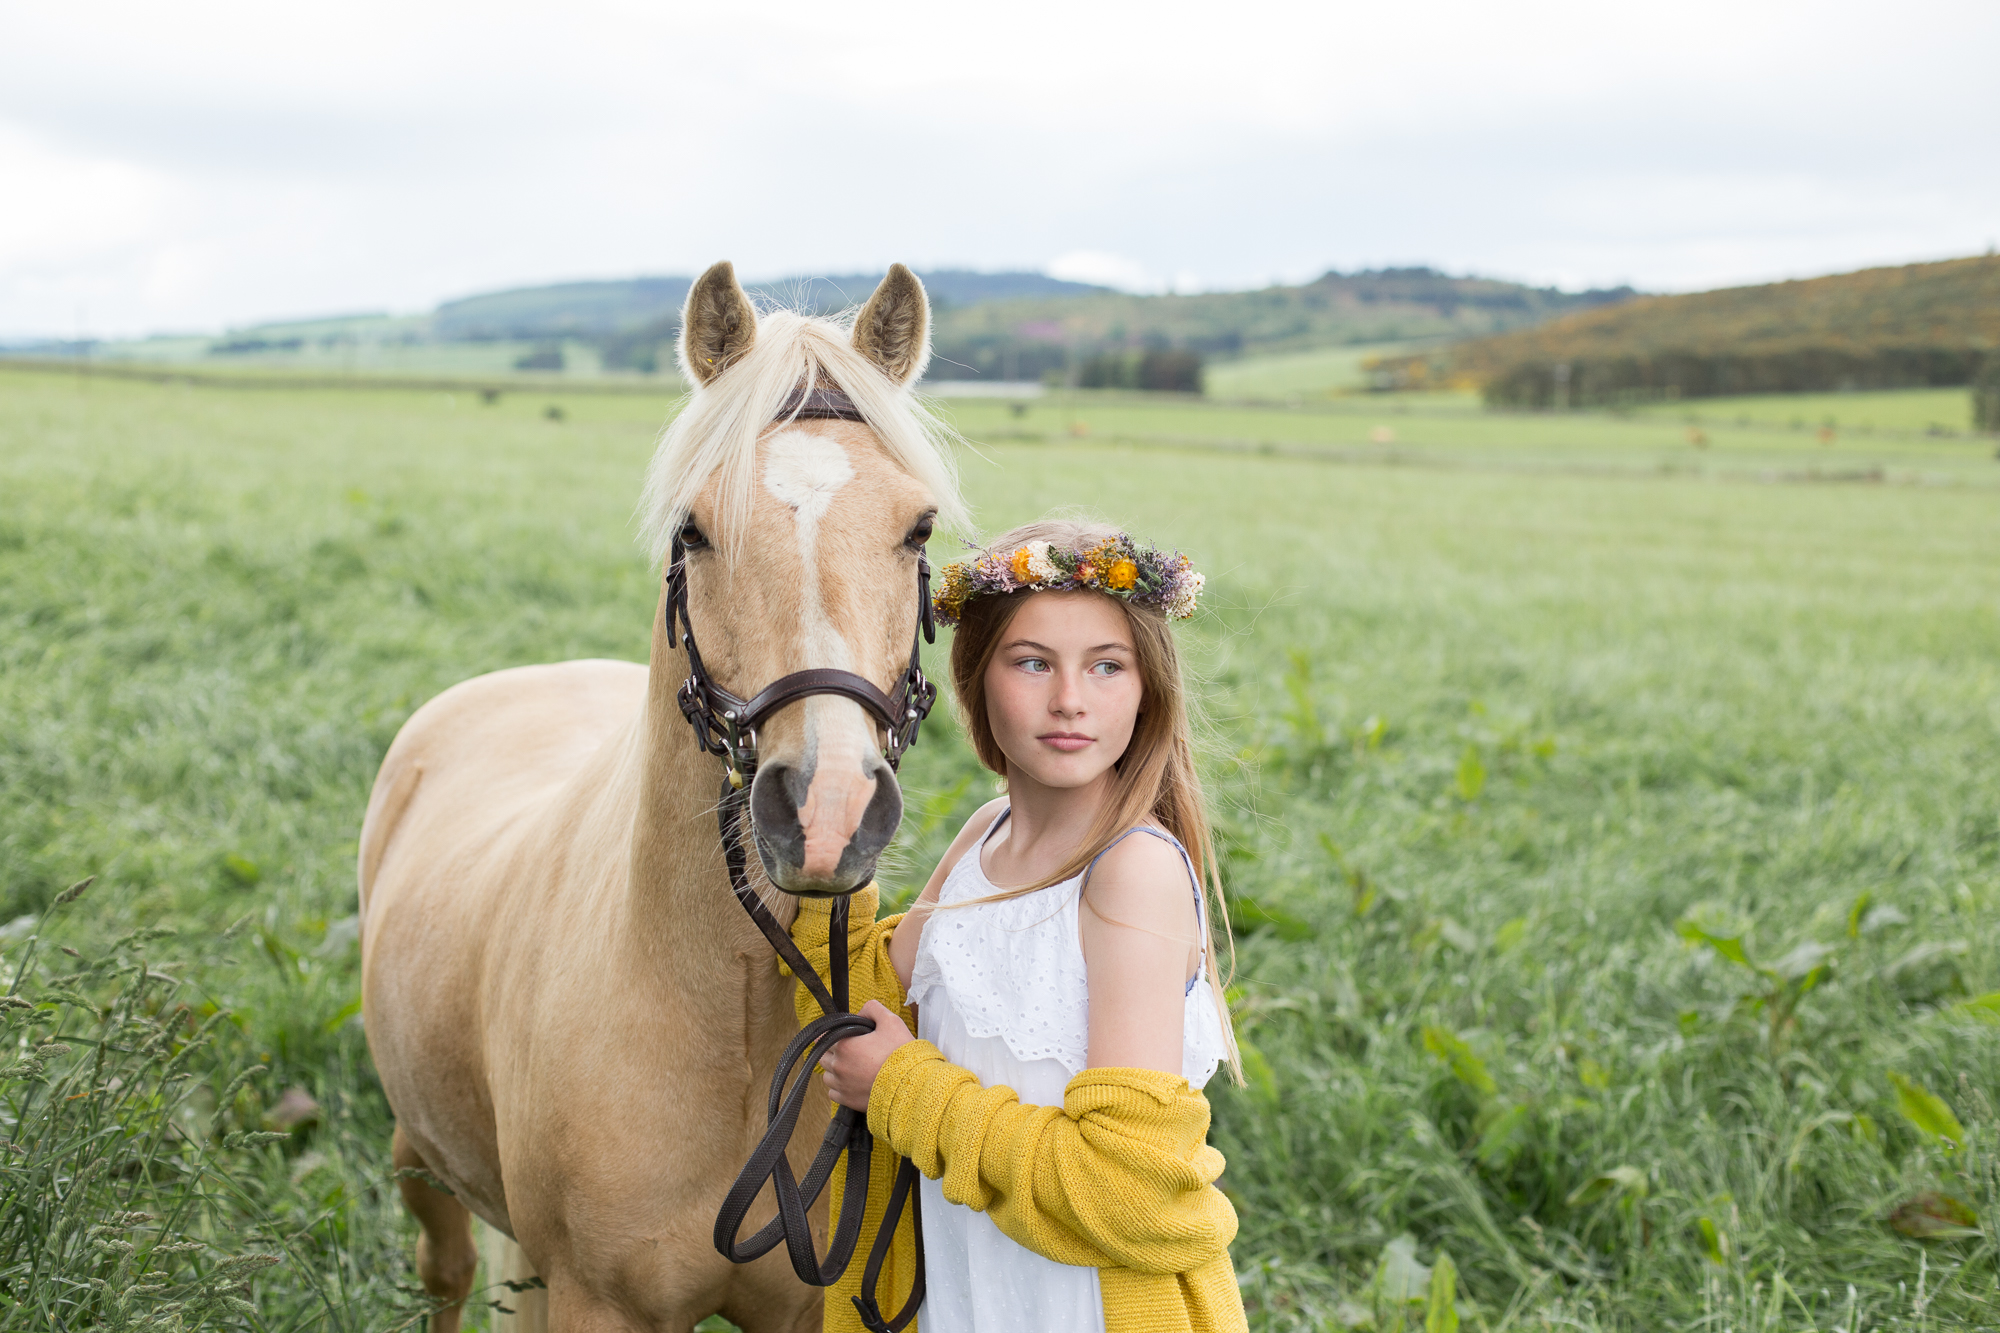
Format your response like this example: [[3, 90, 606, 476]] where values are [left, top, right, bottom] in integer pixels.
[[1079, 824, 1200, 932]]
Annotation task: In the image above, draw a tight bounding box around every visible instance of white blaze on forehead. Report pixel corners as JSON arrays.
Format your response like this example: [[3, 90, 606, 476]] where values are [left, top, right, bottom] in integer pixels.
[[764, 425, 857, 672], [763, 429, 855, 528]]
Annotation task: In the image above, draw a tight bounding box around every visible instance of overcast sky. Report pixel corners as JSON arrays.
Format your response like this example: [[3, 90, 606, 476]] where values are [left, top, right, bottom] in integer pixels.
[[4, 0, 1997, 339]]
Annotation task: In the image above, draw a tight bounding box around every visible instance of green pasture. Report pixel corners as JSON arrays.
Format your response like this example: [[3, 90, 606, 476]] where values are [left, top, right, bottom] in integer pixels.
[[2, 366, 1997, 1330], [933, 388, 1998, 488], [1202, 343, 1436, 401], [1625, 388, 1975, 437], [80, 336, 646, 380]]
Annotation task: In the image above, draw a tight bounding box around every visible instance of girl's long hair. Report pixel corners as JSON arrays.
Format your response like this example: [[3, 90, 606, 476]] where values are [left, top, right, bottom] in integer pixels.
[[947, 517, 1242, 1083]]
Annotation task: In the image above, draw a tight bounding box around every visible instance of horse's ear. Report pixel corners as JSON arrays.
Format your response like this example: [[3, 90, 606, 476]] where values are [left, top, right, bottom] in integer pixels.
[[852, 264, 930, 386], [679, 261, 758, 386]]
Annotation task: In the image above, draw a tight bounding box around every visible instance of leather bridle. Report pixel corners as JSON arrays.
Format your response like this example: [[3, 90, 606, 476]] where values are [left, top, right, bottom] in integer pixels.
[[673, 382, 929, 1332]]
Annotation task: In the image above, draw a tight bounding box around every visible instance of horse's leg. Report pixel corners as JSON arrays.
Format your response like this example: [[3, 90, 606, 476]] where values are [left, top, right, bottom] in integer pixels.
[[393, 1124, 479, 1333]]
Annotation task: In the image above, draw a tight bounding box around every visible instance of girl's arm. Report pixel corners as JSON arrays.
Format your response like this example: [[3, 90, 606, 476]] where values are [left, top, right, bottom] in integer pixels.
[[1076, 830, 1205, 1075]]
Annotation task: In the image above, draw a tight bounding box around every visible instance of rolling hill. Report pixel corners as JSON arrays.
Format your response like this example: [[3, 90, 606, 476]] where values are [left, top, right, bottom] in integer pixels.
[[38, 266, 1634, 387], [922, 268, 1633, 382], [433, 270, 1109, 342], [1385, 254, 2000, 407]]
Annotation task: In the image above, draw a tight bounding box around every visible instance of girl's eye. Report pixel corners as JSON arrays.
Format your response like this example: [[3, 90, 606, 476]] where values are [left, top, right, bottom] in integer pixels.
[[1089, 660, 1122, 677], [1017, 657, 1050, 673]]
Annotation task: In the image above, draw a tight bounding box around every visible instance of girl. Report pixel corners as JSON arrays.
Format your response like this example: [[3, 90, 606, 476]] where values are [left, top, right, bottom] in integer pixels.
[[792, 519, 1248, 1333]]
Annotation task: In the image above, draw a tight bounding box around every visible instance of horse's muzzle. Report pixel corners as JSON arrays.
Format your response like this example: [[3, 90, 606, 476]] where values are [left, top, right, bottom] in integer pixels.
[[748, 758, 903, 897]]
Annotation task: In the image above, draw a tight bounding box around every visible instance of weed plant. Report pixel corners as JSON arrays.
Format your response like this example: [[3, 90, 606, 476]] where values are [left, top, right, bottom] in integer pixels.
[[1, 369, 1996, 1328]]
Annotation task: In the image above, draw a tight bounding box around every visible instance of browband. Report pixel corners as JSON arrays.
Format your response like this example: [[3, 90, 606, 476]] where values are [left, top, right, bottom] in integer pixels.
[[776, 383, 867, 422]]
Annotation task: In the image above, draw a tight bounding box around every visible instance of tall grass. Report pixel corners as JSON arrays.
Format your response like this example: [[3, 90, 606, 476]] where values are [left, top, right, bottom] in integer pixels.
[[1, 367, 1995, 1328], [0, 878, 431, 1329]]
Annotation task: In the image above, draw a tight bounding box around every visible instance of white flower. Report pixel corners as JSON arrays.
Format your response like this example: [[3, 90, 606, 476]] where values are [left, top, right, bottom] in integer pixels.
[[1022, 540, 1061, 583], [1165, 570, 1205, 619]]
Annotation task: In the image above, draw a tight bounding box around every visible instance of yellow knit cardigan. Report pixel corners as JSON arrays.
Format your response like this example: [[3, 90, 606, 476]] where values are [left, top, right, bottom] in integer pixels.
[[789, 889, 1247, 1333]]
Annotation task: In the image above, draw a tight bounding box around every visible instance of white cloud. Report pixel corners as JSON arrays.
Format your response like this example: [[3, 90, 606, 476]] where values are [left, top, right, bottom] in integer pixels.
[[1, 0, 1996, 336], [1046, 251, 1162, 294], [0, 126, 168, 269]]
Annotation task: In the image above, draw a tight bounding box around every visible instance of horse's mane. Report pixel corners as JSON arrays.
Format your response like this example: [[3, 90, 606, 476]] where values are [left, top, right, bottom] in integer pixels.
[[641, 308, 967, 565]]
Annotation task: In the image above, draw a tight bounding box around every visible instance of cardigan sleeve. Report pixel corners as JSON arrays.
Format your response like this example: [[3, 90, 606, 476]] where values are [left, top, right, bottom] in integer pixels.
[[785, 885, 914, 1031], [866, 1040, 1239, 1276]]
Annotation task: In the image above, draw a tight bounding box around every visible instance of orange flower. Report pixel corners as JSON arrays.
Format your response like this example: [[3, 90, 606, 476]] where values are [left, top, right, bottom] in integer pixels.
[[1107, 559, 1138, 590], [1076, 562, 1096, 583], [1011, 547, 1036, 583]]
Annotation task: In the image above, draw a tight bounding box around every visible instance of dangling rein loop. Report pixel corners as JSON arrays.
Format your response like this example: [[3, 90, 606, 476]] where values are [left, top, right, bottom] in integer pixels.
[[709, 782, 924, 1331], [673, 385, 929, 1332]]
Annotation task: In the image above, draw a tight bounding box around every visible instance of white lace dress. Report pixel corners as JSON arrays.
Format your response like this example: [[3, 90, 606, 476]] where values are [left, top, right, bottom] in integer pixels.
[[903, 811, 1231, 1333]]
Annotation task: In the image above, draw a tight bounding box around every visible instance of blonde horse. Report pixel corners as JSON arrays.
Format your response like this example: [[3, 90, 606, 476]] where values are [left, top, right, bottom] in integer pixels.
[[358, 263, 961, 1332]]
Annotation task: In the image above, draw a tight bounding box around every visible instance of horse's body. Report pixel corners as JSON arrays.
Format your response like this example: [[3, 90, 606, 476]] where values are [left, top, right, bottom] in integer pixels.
[[358, 265, 959, 1332]]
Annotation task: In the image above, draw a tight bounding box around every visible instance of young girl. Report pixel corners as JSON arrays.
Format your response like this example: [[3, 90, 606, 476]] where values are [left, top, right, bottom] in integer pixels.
[[791, 519, 1248, 1333]]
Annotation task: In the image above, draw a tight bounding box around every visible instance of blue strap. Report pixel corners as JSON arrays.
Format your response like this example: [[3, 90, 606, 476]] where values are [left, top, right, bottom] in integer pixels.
[[1082, 826, 1208, 996]]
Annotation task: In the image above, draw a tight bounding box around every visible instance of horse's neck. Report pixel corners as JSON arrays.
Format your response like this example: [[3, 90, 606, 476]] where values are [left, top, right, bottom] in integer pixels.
[[623, 591, 800, 1007]]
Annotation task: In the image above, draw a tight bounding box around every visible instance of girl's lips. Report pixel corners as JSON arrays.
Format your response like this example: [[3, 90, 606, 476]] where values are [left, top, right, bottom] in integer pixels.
[[1038, 733, 1093, 753]]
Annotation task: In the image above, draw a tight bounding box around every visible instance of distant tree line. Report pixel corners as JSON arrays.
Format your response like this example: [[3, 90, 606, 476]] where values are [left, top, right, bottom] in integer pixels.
[[514, 342, 566, 372], [1076, 348, 1204, 393], [211, 336, 305, 355], [590, 319, 1208, 389], [1481, 346, 1990, 408]]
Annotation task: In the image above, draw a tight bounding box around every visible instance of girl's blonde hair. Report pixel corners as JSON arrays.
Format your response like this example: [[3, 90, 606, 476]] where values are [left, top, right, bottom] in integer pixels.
[[948, 517, 1241, 1083]]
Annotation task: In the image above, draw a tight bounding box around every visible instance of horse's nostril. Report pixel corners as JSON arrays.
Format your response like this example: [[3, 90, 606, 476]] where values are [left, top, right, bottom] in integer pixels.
[[827, 767, 902, 888], [851, 770, 903, 862], [748, 763, 808, 868]]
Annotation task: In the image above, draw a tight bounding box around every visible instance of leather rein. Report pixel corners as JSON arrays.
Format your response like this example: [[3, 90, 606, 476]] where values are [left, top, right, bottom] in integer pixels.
[[673, 383, 929, 1332]]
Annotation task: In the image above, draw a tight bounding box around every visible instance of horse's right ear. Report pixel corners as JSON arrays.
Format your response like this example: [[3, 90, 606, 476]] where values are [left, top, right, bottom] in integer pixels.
[[679, 261, 758, 387]]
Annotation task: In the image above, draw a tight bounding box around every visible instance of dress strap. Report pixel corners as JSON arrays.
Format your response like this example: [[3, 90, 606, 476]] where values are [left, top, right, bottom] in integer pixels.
[[1082, 826, 1208, 995]]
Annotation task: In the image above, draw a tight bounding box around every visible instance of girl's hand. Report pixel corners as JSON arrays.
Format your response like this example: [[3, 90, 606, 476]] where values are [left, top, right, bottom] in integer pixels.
[[820, 1000, 914, 1111]]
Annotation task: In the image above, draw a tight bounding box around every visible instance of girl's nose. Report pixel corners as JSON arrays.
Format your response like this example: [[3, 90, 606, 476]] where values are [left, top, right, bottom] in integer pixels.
[[1050, 668, 1088, 716]]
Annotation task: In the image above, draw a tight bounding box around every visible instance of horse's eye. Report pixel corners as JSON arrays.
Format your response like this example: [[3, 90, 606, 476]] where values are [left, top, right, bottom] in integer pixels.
[[905, 513, 936, 549], [679, 519, 708, 550]]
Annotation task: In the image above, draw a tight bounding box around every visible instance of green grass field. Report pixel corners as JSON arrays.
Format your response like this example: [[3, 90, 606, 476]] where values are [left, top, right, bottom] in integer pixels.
[[79, 335, 668, 381], [1626, 388, 1975, 437], [932, 387, 1998, 488], [2, 366, 1997, 1330], [1202, 343, 1438, 401]]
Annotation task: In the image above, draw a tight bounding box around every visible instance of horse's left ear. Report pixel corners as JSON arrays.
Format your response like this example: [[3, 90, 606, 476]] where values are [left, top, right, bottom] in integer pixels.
[[852, 264, 930, 386]]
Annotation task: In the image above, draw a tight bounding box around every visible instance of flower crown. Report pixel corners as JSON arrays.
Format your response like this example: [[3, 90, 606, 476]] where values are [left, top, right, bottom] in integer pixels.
[[932, 532, 1205, 627]]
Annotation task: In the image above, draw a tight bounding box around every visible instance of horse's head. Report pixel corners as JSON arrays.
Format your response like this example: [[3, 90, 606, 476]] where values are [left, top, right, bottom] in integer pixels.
[[650, 263, 963, 897]]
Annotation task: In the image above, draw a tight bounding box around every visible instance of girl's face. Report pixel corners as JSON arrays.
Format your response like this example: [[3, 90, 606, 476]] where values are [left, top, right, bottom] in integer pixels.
[[982, 591, 1143, 794]]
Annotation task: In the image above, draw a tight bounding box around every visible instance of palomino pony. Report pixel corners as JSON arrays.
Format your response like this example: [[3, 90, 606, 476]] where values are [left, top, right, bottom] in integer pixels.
[[358, 263, 962, 1332]]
